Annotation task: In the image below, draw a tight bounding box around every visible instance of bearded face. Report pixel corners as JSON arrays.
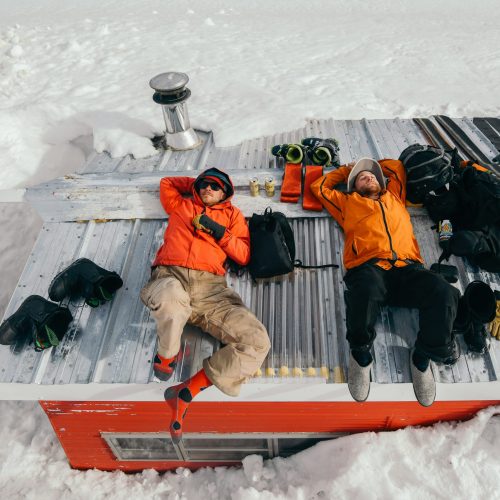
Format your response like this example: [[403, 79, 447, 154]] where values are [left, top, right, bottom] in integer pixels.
[[354, 170, 382, 197]]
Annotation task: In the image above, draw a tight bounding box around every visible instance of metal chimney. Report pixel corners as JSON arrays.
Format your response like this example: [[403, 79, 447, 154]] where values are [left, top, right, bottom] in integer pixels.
[[149, 72, 201, 150]]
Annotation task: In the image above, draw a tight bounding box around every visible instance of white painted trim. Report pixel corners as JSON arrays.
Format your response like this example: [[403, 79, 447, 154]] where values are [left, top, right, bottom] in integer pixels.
[[2, 380, 500, 403]]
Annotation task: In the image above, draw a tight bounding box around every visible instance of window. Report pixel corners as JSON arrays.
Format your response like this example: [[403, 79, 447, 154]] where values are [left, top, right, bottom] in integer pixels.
[[102, 432, 344, 462], [104, 434, 178, 461], [182, 436, 271, 461]]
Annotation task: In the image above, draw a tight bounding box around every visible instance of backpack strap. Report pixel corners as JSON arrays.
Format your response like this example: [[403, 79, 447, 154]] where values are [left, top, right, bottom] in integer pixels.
[[293, 259, 339, 270]]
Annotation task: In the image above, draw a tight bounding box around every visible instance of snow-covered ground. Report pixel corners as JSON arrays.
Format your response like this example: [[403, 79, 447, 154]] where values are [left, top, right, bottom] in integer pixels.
[[1, 1, 500, 497], [1, 0, 500, 315], [0, 400, 498, 500]]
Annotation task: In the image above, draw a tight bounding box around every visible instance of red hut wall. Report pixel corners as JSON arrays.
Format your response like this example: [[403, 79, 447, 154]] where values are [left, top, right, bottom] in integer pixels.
[[40, 399, 500, 472]]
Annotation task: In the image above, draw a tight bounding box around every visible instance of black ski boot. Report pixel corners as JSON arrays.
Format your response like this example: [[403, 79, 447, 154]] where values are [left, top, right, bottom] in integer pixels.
[[48, 258, 123, 307], [301, 137, 340, 167], [463, 321, 490, 354], [453, 281, 496, 354], [0, 295, 73, 350], [271, 143, 306, 164]]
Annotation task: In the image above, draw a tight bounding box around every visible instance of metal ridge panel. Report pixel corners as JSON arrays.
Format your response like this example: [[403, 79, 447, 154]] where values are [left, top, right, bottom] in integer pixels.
[[1, 118, 499, 398]]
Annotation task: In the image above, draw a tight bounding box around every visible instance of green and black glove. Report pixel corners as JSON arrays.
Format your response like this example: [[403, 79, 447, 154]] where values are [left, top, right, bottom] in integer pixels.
[[192, 214, 226, 240]]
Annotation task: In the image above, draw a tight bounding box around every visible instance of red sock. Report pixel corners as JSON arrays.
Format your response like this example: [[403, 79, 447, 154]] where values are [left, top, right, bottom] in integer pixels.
[[154, 353, 178, 378], [164, 368, 212, 442], [302, 165, 324, 211]]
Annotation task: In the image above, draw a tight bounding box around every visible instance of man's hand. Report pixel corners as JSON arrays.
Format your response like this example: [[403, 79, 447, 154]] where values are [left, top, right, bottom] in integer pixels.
[[192, 214, 226, 240], [488, 291, 500, 340]]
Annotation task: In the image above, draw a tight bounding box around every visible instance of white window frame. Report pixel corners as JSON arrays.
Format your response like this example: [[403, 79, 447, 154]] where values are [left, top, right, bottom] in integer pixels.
[[101, 432, 346, 462]]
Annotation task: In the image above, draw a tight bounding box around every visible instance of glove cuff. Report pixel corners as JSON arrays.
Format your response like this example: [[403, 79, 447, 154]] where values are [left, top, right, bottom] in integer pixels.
[[200, 215, 226, 240]]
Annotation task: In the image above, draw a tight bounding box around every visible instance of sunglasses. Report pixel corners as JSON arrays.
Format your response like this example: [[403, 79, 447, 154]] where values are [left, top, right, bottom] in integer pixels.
[[199, 180, 223, 191]]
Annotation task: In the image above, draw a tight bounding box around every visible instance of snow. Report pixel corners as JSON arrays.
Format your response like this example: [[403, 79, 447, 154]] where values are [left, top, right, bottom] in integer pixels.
[[0, 400, 499, 499], [1, 0, 500, 496], [1, 0, 500, 314]]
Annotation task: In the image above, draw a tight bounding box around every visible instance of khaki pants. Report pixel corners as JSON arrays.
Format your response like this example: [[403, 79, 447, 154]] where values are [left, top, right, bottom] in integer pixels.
[[140, 265, 270, 396]]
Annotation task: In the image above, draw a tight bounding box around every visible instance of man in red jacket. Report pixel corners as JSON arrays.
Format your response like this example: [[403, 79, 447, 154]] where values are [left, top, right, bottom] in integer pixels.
[[141, 167, 270, 441]]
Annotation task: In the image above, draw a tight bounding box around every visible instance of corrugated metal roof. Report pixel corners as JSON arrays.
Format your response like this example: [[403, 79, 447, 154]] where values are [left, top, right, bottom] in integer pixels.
[[1, 118, 499, 397]]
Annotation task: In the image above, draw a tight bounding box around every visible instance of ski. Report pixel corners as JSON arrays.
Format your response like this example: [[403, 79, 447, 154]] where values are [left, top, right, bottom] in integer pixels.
[[434, 115, 499, 174], [472, 117, 500, 162], [413, 118, 455, 152], [414, 116, 500, 176]]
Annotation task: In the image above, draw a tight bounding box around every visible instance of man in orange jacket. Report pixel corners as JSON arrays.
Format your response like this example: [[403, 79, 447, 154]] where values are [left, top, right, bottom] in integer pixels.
[[141, 167, 270, 441], [311, 158, 460, 407]]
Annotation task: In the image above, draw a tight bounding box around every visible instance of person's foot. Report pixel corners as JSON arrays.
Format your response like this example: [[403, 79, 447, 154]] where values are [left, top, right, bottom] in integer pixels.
[[164, 384, 193, 443], [410, 348, 436, 407], [347, 351, 372, 402], [153, 353, 178, 381], [164, 368, 212, 443]]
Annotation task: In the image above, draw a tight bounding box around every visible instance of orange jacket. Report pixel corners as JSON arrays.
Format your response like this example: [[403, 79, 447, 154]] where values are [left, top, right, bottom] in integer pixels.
[[152, 176, 250, 275], [310, 159, 424, 270]]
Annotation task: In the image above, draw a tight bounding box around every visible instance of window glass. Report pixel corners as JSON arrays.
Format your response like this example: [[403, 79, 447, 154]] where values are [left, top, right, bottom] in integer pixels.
[[110, 437, 178, 460], [183, 437, 268, 450], [186, 449, 269, 462], [277, 437, 330, 457]]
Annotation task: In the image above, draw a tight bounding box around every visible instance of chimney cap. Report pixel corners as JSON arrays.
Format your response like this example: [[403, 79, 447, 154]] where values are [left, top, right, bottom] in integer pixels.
[[149, 72, 189, 93]]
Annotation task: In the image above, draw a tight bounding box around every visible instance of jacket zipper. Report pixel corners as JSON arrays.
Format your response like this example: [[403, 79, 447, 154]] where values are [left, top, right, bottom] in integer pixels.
[[377, 199, 397, 260], [190, 208, 206, 260]]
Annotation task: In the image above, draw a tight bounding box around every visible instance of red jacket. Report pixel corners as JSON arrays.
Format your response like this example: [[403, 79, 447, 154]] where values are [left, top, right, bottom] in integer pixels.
[[310, 159, 424, 270], [152, 176, 250, 275]]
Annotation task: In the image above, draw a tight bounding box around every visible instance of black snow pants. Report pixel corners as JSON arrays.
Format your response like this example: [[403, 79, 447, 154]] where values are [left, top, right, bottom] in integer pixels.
[[343, 263, 460, 358]]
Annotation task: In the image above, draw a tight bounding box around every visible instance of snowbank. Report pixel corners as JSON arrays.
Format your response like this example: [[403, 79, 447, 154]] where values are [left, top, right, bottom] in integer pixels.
[[0, 401, 498, 499], [1, 0, 499, 191], [1, 0, 499, 316]]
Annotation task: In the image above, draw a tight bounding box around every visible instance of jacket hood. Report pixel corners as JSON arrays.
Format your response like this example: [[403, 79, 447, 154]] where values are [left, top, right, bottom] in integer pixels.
[[193, 167, 234, 201], [347, 158, 386, 193]]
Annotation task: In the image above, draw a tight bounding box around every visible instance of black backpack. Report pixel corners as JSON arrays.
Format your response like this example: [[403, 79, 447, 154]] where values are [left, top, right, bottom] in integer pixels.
[[248, 208, 297, 279], [424, 164, 500, 230], [453, 165, 500, 229], [399, 144, 457, 203], [425, 163, 500, 273], [229, 208, 338, 280]]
